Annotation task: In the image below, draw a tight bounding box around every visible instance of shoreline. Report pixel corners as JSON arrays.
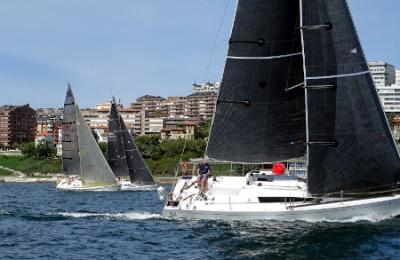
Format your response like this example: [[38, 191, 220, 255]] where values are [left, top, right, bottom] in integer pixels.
[[0, 174, 178, 184]]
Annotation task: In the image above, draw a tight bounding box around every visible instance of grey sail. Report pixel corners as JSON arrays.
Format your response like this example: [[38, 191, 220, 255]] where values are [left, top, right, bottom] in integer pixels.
[[107, 101, 129, 177], [75, 104, 118, 186], [62, 85, 81, 176], [120, 116, 155, 184], [206, 0, 306, 163], [302, 0, 400, 194]]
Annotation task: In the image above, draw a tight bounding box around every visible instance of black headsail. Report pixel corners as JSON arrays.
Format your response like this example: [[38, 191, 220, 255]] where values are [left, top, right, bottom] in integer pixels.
[[120, 116, 155, 185], [301, 0, 400, 194], [107, 99, 129, 177], [62, 85, 81, 176], [206, 0, 306, 163]]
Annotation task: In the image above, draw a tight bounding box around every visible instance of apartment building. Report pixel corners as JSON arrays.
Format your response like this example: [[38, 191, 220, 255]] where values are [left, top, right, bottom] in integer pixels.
[[0, 104, 36, 148], [369, 61, 396, 87]]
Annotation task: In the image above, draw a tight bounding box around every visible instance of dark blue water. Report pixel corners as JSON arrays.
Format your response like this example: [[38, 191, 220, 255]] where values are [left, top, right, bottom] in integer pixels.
[[1, 183, 400, 259]]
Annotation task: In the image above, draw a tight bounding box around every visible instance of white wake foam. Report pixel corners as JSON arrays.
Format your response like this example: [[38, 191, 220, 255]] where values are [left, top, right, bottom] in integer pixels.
[[55, 211, 162, 220], [295, 212, 400, 224], [0, 210, 10, 215]]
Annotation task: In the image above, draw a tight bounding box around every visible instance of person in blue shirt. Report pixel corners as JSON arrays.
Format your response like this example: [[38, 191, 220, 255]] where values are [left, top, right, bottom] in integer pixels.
[[197, 160, 211, 193]]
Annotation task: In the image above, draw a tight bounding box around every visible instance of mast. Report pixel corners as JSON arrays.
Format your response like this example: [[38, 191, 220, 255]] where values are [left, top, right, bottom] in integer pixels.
[[299, 0, 310, 175]]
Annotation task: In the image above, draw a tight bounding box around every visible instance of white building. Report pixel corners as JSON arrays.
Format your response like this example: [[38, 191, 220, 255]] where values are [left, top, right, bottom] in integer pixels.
[[376, 85, 400, 113], [369, 61, 396, 87], [396, 69, 400, 86], [144, 118, 164, 135], [192, 82, 220, 94]]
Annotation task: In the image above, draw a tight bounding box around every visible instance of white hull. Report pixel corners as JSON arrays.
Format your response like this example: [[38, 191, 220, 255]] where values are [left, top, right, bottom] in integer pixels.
[[56, 178, 121, 192], [163, 194, 400, 221], [162, 173, 400, 222], [120, 180, 158, 191]]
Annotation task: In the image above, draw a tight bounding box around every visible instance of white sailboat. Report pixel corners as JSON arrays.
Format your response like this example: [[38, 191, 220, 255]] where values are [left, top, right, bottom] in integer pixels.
[[162, 0, 400, 221], [57, 85, 121, 192], [107, 98, 158, 191]]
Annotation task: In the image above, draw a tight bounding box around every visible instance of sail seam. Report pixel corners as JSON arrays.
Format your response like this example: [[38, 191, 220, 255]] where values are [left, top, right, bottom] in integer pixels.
[[306, 70, 369, 80], [227, 52, 302, 60]]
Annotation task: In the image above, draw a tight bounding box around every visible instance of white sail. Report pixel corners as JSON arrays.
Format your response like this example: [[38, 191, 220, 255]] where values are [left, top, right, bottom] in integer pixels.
[[74, 104, 118, 187]]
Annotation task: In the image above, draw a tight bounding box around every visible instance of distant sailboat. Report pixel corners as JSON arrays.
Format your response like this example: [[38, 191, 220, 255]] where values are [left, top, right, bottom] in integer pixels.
[[57, 85, 121, 191], [163, 0, 400, 221], [108, 98, 157, 191]]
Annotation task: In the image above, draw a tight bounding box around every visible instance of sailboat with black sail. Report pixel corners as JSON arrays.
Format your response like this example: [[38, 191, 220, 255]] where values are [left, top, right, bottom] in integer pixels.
[[56, 86, 121, 191], [162, 0, 400, 221], [108, 99, 157, 191]]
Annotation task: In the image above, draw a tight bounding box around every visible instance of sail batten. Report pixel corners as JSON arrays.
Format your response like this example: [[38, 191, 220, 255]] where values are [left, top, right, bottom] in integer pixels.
[[206, 0, 306, 163]]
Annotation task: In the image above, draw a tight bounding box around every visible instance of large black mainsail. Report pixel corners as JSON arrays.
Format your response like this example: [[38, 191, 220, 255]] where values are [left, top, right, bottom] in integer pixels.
[[301, 0, 400, 195], [120, 117, 155, 185], [62, 85, 81, 175], [206, 0, 306, 163], [207, 0, 400, 195], [107, 101, 129, 177]]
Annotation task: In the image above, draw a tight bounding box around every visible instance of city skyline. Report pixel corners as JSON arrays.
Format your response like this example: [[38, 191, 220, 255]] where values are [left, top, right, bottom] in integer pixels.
[[0, 0, 399, 108]]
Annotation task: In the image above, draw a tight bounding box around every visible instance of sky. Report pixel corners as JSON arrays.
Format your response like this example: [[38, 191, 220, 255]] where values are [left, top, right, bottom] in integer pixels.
[[0, 0, 399, 108]]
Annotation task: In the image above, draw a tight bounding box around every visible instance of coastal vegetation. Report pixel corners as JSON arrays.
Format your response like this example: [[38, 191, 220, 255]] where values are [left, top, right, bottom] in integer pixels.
[[0, 155, 61, 174], [136, 136, 206, 175], [0, 167, 13, 176], [20, 141, 56, 158], [0, 123, 243, 176]]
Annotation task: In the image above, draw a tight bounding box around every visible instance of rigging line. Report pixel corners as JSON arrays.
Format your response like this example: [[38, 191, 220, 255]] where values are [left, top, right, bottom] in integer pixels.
[[172, 136, 189, 187], [203, 0, 230, 82]]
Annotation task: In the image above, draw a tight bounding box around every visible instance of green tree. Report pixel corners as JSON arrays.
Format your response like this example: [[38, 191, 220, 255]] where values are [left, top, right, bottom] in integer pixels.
[[197, 122, 211, 139], [20, 142, 37, 157], [92, 130, 100, 142], [98, 142, 108, 157], [135, 136, 162, 160], [36, 141, 56, 158]]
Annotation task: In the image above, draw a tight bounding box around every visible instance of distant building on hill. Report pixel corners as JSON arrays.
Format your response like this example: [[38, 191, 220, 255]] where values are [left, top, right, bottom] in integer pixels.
[[369, 61, 396, 87], [369, 61, 400, 113], [192, 82, 220, 94], [186, 92, 218, 122], [396, 69, 400, 86], [0, 104, 36, 149], [36, 115, 62, 145]]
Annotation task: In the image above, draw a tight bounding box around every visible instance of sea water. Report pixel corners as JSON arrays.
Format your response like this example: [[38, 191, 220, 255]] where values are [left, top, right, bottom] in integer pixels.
[[1, 183, 400, 259]]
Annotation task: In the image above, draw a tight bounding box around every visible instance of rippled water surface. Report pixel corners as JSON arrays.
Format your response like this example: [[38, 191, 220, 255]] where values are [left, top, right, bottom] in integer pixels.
[[1, 183, 400, 259]]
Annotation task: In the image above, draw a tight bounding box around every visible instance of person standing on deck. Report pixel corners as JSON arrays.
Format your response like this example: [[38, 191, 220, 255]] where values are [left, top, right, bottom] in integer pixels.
[[198, 160, 211, 193]]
